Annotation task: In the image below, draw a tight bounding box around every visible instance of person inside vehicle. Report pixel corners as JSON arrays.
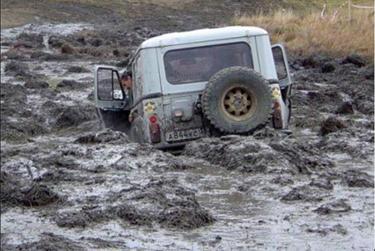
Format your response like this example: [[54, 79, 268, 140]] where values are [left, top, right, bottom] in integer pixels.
[[121, 72, 133, 104], [121, 72, 132, 90]]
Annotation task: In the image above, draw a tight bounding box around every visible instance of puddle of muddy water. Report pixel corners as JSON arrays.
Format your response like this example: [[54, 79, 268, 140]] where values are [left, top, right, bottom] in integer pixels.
[[165, 162, 373, 250], [0, 23, 93, 42], [1, 99, 373, 250]]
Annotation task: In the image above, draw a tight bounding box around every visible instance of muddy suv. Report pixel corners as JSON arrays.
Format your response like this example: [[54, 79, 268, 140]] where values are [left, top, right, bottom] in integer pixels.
[[94, 26, 292, 149]]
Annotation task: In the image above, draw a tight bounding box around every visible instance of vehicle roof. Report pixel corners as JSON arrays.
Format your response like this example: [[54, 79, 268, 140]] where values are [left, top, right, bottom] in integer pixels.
[[140, 26, 268, 49]]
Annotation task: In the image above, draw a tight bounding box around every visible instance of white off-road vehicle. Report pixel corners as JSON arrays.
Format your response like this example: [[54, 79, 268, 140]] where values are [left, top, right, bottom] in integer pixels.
[[94, 26, 292, 149]]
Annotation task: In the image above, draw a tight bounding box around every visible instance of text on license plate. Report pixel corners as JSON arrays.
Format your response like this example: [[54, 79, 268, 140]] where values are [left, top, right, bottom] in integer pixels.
[[166, 128, 203, 142]]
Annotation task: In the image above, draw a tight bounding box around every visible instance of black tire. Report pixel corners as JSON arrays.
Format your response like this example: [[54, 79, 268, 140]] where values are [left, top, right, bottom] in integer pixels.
[[202, 66, 272, 134]]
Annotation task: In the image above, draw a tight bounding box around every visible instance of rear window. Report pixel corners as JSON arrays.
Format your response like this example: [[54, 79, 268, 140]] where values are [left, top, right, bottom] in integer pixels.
[[164, 42, 253, 85]]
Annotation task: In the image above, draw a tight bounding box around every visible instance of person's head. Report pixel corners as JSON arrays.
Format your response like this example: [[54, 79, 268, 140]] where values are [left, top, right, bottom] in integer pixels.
[[121, 72, 132, 90]]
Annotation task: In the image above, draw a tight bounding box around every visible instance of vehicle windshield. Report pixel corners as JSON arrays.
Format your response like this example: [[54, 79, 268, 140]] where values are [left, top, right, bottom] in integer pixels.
[[164, 42, 253, 85]]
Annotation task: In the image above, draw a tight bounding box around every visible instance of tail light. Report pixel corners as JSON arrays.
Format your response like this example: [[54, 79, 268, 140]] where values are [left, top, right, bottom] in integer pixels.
[[149, 115, 157, 124], [273, 101, 281, 111], [149, 115, 161, 143], [273, 101, 283, 129]]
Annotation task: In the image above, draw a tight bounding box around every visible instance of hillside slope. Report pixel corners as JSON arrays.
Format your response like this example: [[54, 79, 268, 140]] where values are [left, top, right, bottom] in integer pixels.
[[1, 0, 324, 29]]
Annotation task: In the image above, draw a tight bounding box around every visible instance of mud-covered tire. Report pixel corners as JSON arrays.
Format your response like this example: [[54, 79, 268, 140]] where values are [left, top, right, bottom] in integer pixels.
[[202, 66, 272, 134]]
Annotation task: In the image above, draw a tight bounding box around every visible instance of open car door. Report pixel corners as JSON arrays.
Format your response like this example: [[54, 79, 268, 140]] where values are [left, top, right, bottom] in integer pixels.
[[94, 65, 128, 111], [94, 65, 131, 132]]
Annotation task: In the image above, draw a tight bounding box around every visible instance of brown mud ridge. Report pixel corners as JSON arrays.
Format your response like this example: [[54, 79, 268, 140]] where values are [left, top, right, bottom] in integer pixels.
[[1, 23, 374, 250]]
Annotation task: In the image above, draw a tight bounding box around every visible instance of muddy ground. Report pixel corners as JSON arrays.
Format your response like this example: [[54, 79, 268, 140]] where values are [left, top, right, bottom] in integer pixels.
[[1, 5, 374, 250]]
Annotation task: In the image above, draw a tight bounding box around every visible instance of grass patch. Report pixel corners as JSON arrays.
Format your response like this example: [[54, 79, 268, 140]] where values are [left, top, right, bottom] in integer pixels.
[[0, 8, 39, 28], [234, 5, 374, 60], [47, 78, 61, 90]]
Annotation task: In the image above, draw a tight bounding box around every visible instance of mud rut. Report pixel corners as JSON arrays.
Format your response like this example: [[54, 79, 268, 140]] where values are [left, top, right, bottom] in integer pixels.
[[0, 24, 374, 250]]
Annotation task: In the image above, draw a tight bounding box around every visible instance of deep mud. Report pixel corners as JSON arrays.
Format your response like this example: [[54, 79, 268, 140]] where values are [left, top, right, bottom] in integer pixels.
[[1, 13, 374, 251]]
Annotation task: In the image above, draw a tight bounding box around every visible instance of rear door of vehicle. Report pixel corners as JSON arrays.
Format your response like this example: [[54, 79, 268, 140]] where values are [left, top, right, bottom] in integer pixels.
[[94, 65, 128, 111], [159, 39, 257, 142]]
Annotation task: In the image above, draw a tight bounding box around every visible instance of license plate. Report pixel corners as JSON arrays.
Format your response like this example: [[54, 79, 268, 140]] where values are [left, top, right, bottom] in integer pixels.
[[165, 128, 203, 142]]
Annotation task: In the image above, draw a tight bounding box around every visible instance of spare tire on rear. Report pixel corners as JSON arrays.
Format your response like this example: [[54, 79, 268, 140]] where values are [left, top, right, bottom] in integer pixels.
[[202, 66, 272, 134]]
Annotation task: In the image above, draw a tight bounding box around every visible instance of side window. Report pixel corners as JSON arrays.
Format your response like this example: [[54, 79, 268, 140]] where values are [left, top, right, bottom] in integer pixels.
[[272, 46, 288, 80], [97, 68, 123, 100]]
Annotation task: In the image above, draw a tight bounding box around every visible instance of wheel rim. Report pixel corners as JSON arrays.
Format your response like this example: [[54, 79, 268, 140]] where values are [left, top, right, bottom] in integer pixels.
[[220, 86, 257, 121]]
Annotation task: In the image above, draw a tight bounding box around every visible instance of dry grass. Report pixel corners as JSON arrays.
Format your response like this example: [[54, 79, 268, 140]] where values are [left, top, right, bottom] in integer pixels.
[[234, 7, 374, 60], [0, 8, 39, 28]]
